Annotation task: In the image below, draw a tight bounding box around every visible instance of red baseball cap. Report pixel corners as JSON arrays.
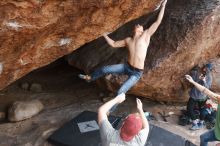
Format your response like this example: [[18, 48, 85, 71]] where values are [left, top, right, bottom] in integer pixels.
[[120, 114, 143, 142]]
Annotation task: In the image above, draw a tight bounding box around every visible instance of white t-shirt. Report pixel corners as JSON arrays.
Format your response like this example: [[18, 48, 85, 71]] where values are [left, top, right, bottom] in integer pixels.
[[100, 120, 149, 146]]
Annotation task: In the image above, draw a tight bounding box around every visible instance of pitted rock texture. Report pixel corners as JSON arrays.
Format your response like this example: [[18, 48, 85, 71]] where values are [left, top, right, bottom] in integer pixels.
[[212, 58, 220, 92], [0, 0, 161, 89], [67, 0, 220, 102]]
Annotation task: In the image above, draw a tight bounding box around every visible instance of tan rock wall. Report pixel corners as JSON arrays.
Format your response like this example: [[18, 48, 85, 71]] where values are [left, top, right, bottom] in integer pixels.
[[0, 0, 161, 89], [67, 0, 220, 102]]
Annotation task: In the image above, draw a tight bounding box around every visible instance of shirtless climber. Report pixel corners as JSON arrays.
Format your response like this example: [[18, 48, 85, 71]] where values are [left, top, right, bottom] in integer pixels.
[[79, 0, 167, 111]]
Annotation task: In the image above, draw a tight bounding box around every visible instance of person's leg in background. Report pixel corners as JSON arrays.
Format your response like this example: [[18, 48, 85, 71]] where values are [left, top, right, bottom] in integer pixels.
[[187, 98, 200, 130], [200, 108, 209, 128], [198, 100, 207, 128]]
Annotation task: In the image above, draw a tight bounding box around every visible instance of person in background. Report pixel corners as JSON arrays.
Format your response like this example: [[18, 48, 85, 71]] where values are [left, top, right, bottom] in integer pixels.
[[187, 63, 213, 130], [98, 93, 149, 146], [185, 74, 219, 146]]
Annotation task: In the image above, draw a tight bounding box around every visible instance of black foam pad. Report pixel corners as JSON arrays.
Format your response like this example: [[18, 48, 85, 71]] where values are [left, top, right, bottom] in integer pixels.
[[48, 111, 196, 146]]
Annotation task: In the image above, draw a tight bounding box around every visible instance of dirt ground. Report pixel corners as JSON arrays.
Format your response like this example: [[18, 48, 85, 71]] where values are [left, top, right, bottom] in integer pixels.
[[0, 59, 218, 146]]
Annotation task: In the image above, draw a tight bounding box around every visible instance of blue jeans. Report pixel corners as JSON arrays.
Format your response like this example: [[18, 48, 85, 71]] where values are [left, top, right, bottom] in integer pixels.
[[91, 63, 143, 95], [200, 129, 218, 146]]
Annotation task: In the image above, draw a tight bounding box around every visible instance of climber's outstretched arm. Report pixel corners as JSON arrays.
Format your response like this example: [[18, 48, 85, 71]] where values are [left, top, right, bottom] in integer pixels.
[[103, 32, 127, 48], [145, 0, 167, 36]]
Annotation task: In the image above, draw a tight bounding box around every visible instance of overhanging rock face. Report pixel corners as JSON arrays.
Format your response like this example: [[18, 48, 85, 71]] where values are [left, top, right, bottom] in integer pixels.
[[212, 58, 220, 91], [67, 0, 220, 102], [0, 0, 161, 89]]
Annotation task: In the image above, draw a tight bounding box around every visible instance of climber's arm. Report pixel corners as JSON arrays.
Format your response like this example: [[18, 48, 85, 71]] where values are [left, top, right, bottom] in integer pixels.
[[145, 0, 167, 36], [103, 32, 127, 48]]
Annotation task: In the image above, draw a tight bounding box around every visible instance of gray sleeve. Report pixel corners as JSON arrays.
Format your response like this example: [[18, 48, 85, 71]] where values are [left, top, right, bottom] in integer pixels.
[[205, 69, 212, 89], [100, 120, 115, 139], [201, 80, 208, 88], [190, 69, 199, 81], [136, 128, 149, 145]]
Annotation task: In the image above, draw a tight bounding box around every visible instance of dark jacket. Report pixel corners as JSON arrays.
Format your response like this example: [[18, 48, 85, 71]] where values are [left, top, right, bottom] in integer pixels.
[[189, 68, 212, 101]]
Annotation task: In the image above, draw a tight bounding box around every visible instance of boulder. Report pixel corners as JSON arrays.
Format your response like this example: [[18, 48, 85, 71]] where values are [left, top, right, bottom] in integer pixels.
[[8, 100, 44, 122], [0, 112, 6, 121], [0, 0, 161, 90], [20, 82, 29, 91], [67, 0, 220, 102], [212, 58, 220, 91]]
